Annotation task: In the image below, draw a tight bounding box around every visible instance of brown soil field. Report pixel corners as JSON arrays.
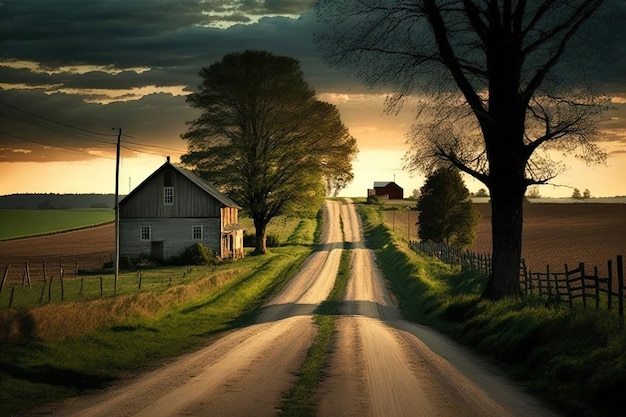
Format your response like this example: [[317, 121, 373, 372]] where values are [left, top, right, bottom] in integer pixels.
[[471, 203, 626, 278], [0, 224, 114, 284], [387, 203, 626, 278]]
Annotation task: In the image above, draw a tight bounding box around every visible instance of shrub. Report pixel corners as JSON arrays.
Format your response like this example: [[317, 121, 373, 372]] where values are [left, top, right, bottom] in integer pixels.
[[179, 243, 219, 265]]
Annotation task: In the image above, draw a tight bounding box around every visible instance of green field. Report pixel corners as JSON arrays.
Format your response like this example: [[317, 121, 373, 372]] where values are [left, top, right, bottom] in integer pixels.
[[0, 209, 114, 240]]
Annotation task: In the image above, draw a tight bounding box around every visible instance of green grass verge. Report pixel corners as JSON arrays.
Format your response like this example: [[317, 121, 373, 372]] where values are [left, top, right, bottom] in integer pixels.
[[278, 246, 352, 417], [357, 203, 626, 417], [0, 245, 312, 417], [0, 209, 114, 240]]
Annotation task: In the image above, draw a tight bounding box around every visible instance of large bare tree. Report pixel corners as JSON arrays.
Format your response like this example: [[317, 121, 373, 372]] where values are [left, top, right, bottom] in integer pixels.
[[315, 0, 614, 299], [182, 50, 357, 254]]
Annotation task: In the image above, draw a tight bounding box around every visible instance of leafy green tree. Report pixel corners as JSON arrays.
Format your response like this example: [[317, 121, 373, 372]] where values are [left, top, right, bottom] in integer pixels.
[[315, 0, 613, 299], [181, 50, 357, 254], [416, 168, 479, 249]]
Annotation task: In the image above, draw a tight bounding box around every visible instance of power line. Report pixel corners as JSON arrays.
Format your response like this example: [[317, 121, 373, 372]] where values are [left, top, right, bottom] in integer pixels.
[[0, 130, 117, 160], [0, 100, 117, 138], [0, 109, 115, 147], [0, 100, 187, 157], [123, 139, 186, 153]]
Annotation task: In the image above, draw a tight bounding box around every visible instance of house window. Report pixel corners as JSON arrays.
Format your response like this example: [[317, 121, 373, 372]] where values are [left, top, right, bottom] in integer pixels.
[[192, 225, 203, 240], [164, 186, 174, 205], [140, 226, 151, 241]]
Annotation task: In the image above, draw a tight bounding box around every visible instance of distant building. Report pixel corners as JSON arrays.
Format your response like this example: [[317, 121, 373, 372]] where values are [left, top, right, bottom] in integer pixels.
[[119, 157, 244, 261], [368, 181, 404, 200]]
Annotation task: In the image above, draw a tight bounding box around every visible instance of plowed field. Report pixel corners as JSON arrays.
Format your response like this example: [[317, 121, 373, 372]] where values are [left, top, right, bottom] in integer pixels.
[[0, 224, 114, 283], [471, 203, 626, 277]]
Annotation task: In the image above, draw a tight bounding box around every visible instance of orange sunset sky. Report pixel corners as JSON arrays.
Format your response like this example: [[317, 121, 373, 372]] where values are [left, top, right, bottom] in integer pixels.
[[1, 1, 626, 199]]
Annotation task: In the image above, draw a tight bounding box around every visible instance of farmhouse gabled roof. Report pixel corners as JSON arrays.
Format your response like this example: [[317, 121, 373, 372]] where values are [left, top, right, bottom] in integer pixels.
[[120, 160, 241, 209]]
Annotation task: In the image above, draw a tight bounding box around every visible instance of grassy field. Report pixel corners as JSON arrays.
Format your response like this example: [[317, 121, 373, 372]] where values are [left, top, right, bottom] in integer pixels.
[[0, 209, 114, 240]]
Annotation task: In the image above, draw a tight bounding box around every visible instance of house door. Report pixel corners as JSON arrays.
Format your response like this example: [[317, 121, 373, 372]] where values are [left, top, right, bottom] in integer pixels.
[[151, 241, 164, 260]]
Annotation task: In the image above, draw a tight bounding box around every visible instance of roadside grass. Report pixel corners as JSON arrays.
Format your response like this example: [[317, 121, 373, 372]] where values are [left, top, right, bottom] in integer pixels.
[[238, 214, 316, 246], [357, 203, 626, 417], [278, 246, 352, 417], [0, 209, 114, 240], [0, 208, 321, 417]]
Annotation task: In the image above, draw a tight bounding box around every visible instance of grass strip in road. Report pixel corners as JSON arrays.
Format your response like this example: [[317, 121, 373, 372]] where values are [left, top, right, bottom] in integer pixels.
[[278, 247, 352, 417]]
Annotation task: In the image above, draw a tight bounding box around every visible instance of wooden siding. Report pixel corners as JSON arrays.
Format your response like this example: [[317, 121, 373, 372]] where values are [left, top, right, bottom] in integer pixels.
[[120, 168, 223, 218], [221, 206, 238, 226], [120, 218, 221, 259]]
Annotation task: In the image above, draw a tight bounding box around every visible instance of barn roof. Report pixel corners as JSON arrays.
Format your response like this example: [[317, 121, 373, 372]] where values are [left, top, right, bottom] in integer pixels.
[[120, 160, 241, 209], [374, 181, 402, 188]]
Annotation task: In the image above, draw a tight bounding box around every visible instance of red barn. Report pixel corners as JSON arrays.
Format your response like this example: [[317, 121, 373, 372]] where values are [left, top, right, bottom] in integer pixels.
[[368, 181, 404, 200]]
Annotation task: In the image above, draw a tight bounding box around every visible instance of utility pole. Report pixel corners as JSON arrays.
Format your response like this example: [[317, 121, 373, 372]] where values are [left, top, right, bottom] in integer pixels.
[[114, 128, 121, 296]]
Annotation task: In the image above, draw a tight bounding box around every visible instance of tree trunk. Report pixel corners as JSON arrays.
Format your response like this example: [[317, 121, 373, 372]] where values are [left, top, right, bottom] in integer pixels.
[[482, 186, 525, 300], [254, 220, 267, 255]]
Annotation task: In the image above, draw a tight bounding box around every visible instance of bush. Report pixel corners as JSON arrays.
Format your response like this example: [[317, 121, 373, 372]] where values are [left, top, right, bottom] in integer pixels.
[[179, 243, 220, 265]]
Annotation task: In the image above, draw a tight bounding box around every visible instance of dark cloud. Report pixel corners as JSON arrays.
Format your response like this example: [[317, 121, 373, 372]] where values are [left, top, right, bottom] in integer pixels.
[[2, 0, 624, 166], [0, 88, 194, 162], [0, 0, 357, 91]]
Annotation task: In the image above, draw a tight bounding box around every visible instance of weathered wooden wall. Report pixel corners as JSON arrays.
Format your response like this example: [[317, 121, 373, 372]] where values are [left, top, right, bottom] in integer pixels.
[[120, 218, 221, 259], [120, 168, 222, 218]]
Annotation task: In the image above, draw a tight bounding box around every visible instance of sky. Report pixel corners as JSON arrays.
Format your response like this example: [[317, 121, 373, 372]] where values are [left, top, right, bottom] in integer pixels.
[[1, 0, 626, 199]]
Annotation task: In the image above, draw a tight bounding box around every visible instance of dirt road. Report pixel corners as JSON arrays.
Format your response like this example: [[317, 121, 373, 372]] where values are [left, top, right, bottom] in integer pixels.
[[25, 200, 559, 417], [316, 201, 559, 417]]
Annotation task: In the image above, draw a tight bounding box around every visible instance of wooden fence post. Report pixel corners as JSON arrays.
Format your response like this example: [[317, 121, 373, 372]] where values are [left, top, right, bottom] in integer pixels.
[[60, 266, 64, 301], [23, 260, 32, 289], [608, 259, 613, 312], [26, 260, 31, 288], [9, 287, 15, 308], [1, 264, 10, 294], [618, 255, 624, 318], [99, 276, 103, 297], [48, 275, 53, 302], [39, 280, 46, 303], [594, 266, 600, 310]]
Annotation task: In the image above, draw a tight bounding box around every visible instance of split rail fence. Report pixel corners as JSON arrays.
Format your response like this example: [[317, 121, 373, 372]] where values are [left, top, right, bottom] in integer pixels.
[[410, 240, 626, 316]]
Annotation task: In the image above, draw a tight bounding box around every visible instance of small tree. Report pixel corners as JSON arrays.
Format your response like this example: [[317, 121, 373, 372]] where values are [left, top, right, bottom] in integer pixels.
[[583, 188, 591, 199], [572, 188, 582, 199], [416, 167, 480, 249], [526, 186, 542, 199]]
